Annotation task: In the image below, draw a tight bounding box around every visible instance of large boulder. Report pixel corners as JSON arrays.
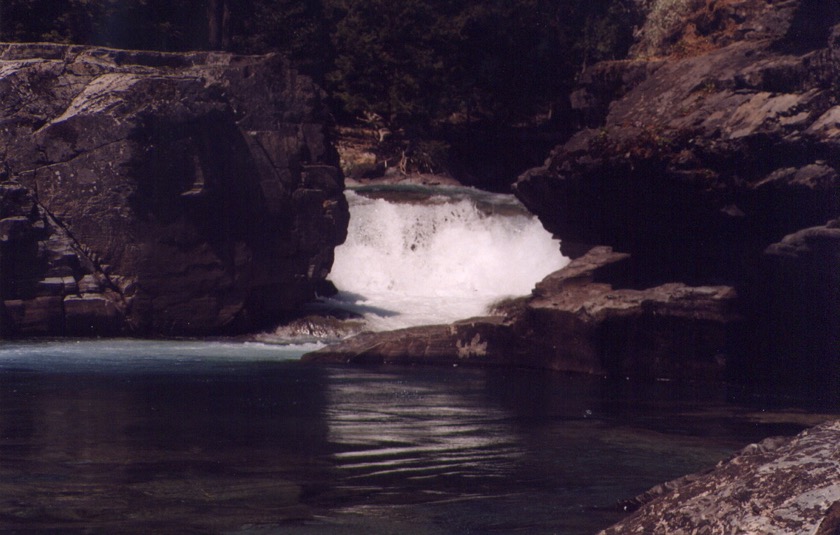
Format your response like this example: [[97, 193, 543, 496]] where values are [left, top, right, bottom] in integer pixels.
[[0, 43, 348, 336], [516, 247, 737, 379], [517, 3, 840, 281], [601, 419, 840, 535], [514, 0, 840, 401]]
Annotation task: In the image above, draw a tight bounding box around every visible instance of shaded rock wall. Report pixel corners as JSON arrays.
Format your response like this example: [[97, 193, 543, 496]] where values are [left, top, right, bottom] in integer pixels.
[[514, 0, 840, 402], [738, 219, 840, 401], [0, 43, 348, 336]]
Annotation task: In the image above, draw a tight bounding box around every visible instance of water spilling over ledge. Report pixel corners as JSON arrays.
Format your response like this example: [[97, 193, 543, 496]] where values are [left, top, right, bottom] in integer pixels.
[[324, 185, 569, 332]]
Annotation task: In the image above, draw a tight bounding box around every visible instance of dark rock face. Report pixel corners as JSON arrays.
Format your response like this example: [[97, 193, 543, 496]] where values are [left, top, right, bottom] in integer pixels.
[[518, 36, 840, 281], [305, 246, 737, 382], [0, 43, 348, 336], [518, 247, 737, 379], [600, 419, 840, 535], [737, 219, 840, 403], [514, 0, 840, 401]]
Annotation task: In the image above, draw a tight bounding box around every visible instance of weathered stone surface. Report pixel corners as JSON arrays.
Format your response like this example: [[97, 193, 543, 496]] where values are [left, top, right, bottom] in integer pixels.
[[3, 296, 64, 335], [63, 294, 124, 336], [0, 43, 348, 336], [517, 1, 840, 276], [306, 246, 738, 381], [519, 247, 737, 378], [630, 0, 804, 62], [514, 0, 840, 400], [601, 419, 840, 535], [303, 317, 516, 367]]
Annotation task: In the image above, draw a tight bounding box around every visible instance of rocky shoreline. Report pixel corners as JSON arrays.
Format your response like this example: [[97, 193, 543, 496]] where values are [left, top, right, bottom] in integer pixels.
[[304, 245, 738, 383], [600, 419, 840, 535], [514, 0, 839, 404], [0, 6, 833, 394], [309, 1, 840, 529]]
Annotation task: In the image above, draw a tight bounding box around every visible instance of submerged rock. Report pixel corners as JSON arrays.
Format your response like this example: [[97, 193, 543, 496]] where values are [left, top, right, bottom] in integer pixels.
[[0, 43, 348, 336], [601, 419, 840, 535]]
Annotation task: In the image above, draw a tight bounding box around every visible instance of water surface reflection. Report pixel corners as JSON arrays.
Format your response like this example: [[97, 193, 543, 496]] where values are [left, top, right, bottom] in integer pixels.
[[0, 344, 827, 533]]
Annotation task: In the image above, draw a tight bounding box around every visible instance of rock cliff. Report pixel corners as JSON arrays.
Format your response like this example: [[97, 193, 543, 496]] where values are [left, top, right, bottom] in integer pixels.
[[0, 43, 348, 336], [514, 0, 839, 403]]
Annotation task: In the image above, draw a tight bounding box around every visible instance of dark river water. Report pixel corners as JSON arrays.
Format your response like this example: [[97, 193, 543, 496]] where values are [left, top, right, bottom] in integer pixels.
[[0, 340, 828, 534]]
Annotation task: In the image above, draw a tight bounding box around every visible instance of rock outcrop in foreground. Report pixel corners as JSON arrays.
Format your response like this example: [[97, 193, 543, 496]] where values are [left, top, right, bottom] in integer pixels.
[[514, 0, 839, 402], [600, 419, 840, 535], [0, 43, 348, 336]]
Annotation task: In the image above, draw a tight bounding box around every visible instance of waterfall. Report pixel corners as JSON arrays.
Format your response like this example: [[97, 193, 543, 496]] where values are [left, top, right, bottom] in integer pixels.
[[325, 186, 569, 331]]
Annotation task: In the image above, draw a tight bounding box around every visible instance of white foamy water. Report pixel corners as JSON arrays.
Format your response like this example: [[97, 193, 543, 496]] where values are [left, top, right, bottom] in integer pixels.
[[326, 186, 569, 331]]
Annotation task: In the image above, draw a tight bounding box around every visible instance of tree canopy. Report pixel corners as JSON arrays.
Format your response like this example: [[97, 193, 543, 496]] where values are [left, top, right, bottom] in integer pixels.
[[0, 0, 638, 130]]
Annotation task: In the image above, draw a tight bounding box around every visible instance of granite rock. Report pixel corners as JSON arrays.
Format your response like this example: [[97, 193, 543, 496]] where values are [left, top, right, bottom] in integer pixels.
[[0, 43, 348, 336], [601, 419, 840, 535]]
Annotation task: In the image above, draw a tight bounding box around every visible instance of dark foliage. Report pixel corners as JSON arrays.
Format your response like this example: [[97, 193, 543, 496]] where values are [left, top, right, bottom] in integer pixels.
[[0, 0, 638, 131]]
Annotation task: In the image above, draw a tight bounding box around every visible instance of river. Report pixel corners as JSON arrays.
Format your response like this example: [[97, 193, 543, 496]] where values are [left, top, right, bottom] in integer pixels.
[[0, 339, 819, 533], [0, 186, 831, 532]]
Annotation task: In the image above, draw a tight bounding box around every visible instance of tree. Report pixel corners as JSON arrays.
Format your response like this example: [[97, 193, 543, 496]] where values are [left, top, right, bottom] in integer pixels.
[[0, 0, 638, 130], [324, 0, 461, 127], [227, 0, 332, 79], [323, 0, 588, 128], [207, 0, 230, 50], [0, 0, 79, 43]]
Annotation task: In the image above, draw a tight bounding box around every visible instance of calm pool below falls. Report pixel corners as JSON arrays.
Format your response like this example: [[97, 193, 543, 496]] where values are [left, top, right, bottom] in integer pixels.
[[0, 339, 822, 534]]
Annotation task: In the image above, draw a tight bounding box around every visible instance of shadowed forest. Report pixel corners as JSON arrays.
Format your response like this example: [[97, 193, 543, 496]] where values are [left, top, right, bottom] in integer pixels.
[[0, 0, 639, 180]]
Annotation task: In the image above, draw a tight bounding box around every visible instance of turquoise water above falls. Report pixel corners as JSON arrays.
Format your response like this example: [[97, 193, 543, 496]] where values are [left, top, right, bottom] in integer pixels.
[[0, 340, 824, 533]]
